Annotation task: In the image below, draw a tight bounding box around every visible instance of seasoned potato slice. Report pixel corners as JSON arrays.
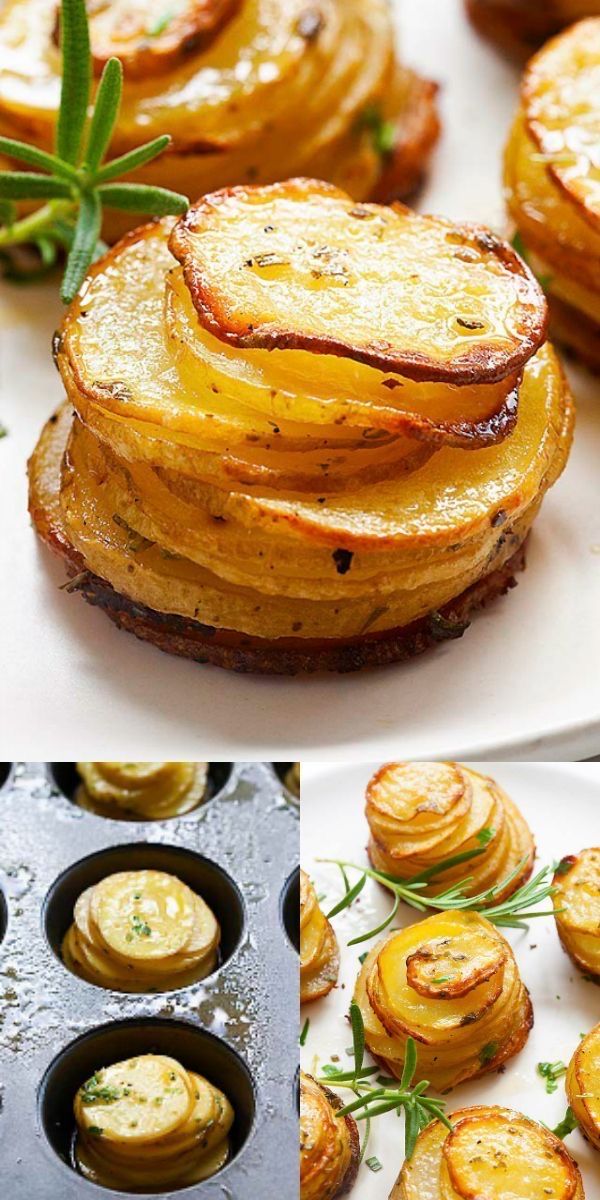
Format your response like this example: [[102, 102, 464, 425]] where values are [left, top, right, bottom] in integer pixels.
[[79, 0, 241, 79], [393, 1106, 585, 1200], [441, 1110, 581, 1200], [366, 762, 535, 901], [74, 1055, 233, 1189], [567, 1022, 600, 1150], [300, 870, 339, 1003], [553, 848, 600, 979], [300, 1072, 359, 1200], [523, 20, 600, 232], [75, 761, 208, 818], [63, 869, 220, 991], [170, 179, 547, 383], [354, 911, 532, 1090]]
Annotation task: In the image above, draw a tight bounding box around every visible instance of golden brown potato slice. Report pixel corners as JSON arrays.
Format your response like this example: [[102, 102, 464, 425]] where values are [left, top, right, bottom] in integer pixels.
[[300, 870, 340, 1003], [442, 1110, 580, 1200], [523, 19, 600, 234], [392, 1105, 585, 1200], [169, 178, 547, 384], [300, 1073, 359, 1200], [567, 1022, 600, 1151], [354, 912, 532, 1089], [365, 762, 535, 902], [56, 0, 241, 79], [553, 847, 600, 979]]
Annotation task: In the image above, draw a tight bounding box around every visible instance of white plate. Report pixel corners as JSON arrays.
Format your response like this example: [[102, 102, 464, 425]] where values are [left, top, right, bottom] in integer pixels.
[[0, 0, 599, 759], [301, 762, 600, 1199]]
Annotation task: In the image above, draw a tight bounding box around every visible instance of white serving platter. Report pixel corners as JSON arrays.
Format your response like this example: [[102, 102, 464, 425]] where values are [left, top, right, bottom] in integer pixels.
[[0, 0, 599, 759], [301, 761, 600, 1200]]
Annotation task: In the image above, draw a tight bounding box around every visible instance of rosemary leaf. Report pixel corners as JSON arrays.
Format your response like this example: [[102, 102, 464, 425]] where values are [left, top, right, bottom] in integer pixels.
[[0, 136, 78, 181], [95, 136, 171, 184], [61, 190, 101, 304], [97, 182, 188, 215], [56, 0, 92, 165], [85, 57, 123, 173], [0, 173, 72, 200]]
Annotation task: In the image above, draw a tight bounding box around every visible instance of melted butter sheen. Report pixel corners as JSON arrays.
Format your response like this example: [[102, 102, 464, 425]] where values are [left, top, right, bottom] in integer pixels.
[[62, 869, 220, 992], [74, 1054, 234, 1192], [75, 761, 208, 818]]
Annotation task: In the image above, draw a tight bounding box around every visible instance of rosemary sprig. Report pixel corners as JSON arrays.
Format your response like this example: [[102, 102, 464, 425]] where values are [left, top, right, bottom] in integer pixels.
[[321, 850, 557, 945], [0, 0, 188, 301], [317, 1003, 450, 1162]]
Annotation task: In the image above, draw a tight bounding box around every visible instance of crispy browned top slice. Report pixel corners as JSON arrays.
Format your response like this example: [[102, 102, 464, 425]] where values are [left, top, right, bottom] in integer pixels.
[[522, 18, 600, 234], [169, 178, 547, 384], [65, 0, 241, 78]]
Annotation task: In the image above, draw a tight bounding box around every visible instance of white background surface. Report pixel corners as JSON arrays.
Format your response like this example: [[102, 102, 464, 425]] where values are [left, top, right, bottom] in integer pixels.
[[301, 761, 600, 1199], [0, 0, 599, 759]]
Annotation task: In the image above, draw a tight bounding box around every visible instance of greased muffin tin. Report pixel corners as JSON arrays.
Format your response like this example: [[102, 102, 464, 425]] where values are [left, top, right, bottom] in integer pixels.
[[0, 762, 299, 1199]]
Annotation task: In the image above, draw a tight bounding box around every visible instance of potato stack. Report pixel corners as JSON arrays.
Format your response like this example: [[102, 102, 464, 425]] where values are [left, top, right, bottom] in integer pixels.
[[300, 1072, 359, 1200], [74, 1054, 233, 1191], [0, 0, 438, 240], [366, 761, 535, 897], [62, 869, 221, 992], [75, 761, 208, 819], [393, 1106, 585, 1200], [300, 869, 339, 1003], [354, 910, 532, 1091], [553, 847, 600, 979], [505, 19, 600, 370], [566, 1023, 600, 1150], [29, 179, 574, 673]]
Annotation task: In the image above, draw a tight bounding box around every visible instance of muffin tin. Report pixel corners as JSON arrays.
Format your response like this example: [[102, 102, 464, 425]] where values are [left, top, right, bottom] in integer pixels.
[[0, 762, 299, 1198]]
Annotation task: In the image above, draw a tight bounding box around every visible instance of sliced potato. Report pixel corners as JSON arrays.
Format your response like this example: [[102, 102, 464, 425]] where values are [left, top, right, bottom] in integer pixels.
[[300, 870, 339, 1003], [74, 1055, 233, 1190], [75, 760, 208, 818], [62, 869, 220, 992], [366, 762, 535, 902], [354, 911, 532, 1089], [553, 848, 600, 979], [79, 0, 241, 79], [170, 179, 547, 384], [567, 1022, 600, 1151], [300, 1072, 359, 1200], [523, 19, 600, 233], [392, 1105, 585, 1200]]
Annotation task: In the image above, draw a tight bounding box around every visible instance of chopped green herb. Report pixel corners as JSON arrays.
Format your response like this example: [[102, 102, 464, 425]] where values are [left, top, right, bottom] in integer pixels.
[[0, 422, 7, 439], [131, 913, 152, 938], [552, 1106, 579, 1140], [476, 827, 495, 847], [80, 1076, 121, 1105], [432, 975, 452, 985], [537, 1061, 567, 1094], [88, 1126, 104, 1136], [366, 1155, 383, 1172], [357, 105, 396, 158], [479, 1041, 499, 1066], [300, 1018, 310, 1046]]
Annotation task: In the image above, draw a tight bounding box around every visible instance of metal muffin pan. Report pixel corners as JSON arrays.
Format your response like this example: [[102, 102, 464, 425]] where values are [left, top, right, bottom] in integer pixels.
[[0, 762, 299, 1199]]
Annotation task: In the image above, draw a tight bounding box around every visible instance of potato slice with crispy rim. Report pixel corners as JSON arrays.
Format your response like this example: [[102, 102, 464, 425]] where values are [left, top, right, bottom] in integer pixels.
[[523, 19, 600, 235], [392, 1105, 585, 1200], [76, 0, 241, 80], [553, 848, 600, 979], [169, 178, 547, 384], [366, 762, 535, 903], [300, 1072, 359, 1200], [567, 1022, 600, 1150], [442, 1110, 580, 1200], [300, 870, 339, 1003], [371, 913, 507, 1041]]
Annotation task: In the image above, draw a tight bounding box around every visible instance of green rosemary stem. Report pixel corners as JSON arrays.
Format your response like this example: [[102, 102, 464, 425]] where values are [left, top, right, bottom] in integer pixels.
[[0, 199, 75, 247]]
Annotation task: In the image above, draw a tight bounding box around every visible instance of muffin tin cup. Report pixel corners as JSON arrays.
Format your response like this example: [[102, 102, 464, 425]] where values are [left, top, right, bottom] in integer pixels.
[[0, 762, 298, 1198]]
